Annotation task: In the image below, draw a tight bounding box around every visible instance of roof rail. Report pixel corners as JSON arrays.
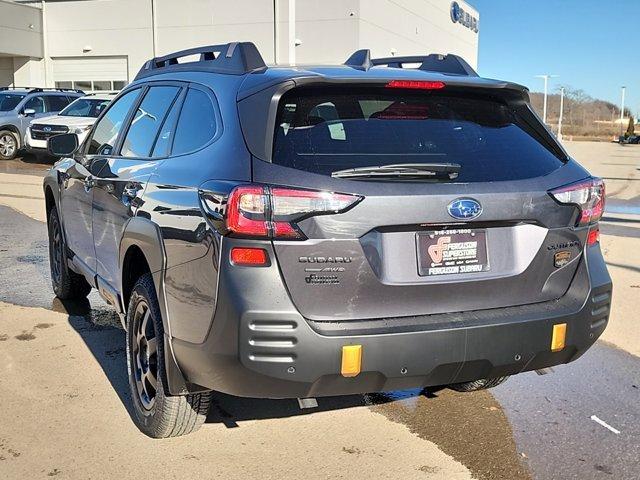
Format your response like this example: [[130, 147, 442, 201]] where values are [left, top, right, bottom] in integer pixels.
[[344, 50, 478, 77], [0, 86, 38, 91], [29, 88, 85, 94], [135, 42, 267, 80], [85, 91, 119, 96], [0, 86, 84, 94]]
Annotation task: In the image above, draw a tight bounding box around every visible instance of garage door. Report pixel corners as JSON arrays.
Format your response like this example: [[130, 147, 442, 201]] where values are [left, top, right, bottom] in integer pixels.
[[52, 56, 128, 92]]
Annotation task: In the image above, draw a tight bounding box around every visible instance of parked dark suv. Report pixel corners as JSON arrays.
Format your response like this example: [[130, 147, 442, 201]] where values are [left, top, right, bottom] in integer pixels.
[[43, 42, 612, 438]]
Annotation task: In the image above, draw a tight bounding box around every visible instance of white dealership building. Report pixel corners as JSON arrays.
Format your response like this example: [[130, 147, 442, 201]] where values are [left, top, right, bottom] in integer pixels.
[[0, 0, 479, 91]]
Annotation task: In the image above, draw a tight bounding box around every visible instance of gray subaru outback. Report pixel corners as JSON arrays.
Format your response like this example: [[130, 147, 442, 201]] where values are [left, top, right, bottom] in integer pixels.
[[43, 42, 612, 438], [0, 87, 83, 160]]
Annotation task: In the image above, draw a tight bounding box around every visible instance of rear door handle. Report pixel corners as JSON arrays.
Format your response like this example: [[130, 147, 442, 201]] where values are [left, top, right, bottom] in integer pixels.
[[83, 175, 96, 192], [123, 184, 141, 199], [122, 182, 143, 207], [59, 171, 70, 188]]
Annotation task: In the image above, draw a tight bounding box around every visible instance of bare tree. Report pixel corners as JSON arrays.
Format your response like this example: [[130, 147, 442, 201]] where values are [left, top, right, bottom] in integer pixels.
[[529, 85, 630, 139]]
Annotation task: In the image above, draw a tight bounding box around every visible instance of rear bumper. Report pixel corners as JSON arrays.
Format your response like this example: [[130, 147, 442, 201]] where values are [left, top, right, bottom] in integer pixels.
[[171, 242, 612, 398]]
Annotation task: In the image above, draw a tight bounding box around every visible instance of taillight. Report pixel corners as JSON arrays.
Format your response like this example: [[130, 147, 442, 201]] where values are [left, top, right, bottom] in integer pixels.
[[207, 185, 361, 240], [587, 227, 600, 246], [549, 178, 605, 226], [226, 186, 269, 237], [386, 80, 446, 90]]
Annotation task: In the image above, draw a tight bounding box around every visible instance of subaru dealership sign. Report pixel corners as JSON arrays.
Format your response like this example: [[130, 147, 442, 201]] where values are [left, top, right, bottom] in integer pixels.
[[450, 2, 478, 33]]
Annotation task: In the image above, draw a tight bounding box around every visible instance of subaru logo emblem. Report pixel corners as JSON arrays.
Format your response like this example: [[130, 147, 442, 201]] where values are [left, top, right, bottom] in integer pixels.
[[450, 1, 461, 22], [450, 1, 479, 33], [447, 198, 482, 220], [43, 126, 51, 132]]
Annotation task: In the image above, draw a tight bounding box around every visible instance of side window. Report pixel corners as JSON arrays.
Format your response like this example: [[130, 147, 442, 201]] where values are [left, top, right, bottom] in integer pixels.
[[172, 88, 217, 156], [87, 89, 140, 155], [120, 86, 180, 158], [23, 96, 45, 114], [45, 95, 71, 113], [151, 96, 182, 158]]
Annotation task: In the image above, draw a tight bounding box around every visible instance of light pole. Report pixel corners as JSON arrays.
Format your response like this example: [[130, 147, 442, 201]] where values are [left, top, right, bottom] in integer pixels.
[[288, 0, 296, 66], [273, 0, 296, 65], [620, 86, 626, 135], [558, 87, 565, 141], [536, 74, 558, 124]]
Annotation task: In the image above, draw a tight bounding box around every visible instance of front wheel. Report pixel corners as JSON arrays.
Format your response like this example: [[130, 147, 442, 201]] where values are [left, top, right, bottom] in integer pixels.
[[0, 130, 19, 160], [448, 376, 509, 392], [126, 273, 211, 438]]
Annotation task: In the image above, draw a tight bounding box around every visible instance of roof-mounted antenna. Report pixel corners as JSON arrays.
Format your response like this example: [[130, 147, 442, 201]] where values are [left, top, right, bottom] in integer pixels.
[[344, 49, 372, 70]]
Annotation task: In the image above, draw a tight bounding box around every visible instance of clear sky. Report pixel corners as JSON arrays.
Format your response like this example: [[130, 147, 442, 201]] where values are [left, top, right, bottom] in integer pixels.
[[469, 0, 638, 114]]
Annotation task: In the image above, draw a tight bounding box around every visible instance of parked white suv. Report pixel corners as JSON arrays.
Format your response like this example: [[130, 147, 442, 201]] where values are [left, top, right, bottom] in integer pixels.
[[26, 93, 116, 155]]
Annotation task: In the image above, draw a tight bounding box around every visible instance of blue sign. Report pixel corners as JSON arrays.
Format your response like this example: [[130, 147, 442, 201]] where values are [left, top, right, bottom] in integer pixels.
[[450, 2, 479, 33], [447, 198, 483, 220]]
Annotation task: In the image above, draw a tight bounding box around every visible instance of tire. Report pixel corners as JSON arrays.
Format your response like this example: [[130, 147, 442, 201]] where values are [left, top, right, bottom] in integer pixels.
[[47, 206, 92, 299], [126, 273, 211, 438], [449, 376, 509, 392], [0, 130, 19, 160]]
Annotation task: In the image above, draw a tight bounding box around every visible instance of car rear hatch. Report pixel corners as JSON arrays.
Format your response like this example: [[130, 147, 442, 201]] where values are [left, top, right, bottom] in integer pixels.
[[239, 80, 596, 322]]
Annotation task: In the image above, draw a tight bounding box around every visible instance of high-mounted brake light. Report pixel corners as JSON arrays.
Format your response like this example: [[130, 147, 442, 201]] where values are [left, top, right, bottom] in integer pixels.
[[550, 178, 605, 227], [386, 80, 446, 90], [215, 185, 361, 240]]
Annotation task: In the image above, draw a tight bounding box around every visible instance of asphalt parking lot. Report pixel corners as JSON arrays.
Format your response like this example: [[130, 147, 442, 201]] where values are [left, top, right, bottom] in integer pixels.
[[0, 142, 638, 479]]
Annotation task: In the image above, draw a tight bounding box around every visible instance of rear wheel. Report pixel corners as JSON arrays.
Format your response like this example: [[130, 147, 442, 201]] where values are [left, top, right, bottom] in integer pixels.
[[47, 206, 92, 299], [126, 273, 211, 438], [449, 376, 509, 392], [0, 130, 19, 160]]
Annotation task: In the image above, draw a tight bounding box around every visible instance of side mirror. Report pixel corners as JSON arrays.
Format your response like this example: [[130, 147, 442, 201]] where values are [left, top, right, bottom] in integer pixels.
[[23, 108, 36, 116], [48, 133, 79, 157]]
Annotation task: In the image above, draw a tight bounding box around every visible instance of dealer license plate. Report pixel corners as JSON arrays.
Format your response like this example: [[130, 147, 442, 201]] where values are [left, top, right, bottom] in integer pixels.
[[417, 229, 489, 277]]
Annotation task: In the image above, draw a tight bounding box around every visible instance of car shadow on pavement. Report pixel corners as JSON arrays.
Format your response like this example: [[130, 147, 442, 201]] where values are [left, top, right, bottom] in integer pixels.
[[205, 390, 401, 428], [0, 153, 57, 174], [52, 296, 423, 427], [52, 296, 134, 417]]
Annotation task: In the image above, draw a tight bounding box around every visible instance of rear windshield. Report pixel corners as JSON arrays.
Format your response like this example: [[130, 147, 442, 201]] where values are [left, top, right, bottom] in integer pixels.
[[272, 87, 565, 182]]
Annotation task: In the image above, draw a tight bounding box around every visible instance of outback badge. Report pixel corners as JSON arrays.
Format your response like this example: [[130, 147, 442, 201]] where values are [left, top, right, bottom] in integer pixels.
[[554, 250, 572, 268]]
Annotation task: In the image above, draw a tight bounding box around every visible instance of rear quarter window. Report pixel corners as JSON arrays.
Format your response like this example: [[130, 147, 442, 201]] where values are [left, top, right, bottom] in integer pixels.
[[171, 88, 217, 156], [272, 86, 565, 182], [46, 95, 71, 112]]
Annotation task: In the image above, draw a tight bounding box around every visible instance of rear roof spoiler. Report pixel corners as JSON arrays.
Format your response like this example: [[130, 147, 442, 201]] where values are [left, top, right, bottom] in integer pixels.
[[344, 49, 478, 77], [135, 42, 267, 80]]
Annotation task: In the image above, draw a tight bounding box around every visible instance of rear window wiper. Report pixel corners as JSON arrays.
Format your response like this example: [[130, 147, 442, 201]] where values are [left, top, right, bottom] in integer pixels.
[[331, 163, 460, 181]]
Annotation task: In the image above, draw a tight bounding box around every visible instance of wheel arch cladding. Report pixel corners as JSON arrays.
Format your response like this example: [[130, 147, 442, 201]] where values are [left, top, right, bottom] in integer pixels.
[[0, 125, 21, 147], [121, 245, 152, 312], [120, 217, 197, 395], [44, 185, 56, 219], [119, 217, 166, 313]]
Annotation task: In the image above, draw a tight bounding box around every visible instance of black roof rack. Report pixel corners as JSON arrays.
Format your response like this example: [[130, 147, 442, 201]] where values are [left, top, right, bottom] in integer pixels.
[[135, 42, 267, 80], [0, 86, 84, 94], [344, 49, 478, 77], [1, 86, 33, 91]]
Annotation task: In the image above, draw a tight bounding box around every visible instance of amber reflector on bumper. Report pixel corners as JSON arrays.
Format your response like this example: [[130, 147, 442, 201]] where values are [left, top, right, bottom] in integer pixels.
[[341, 345, 362, 377], [551, 323, 567, 352]]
